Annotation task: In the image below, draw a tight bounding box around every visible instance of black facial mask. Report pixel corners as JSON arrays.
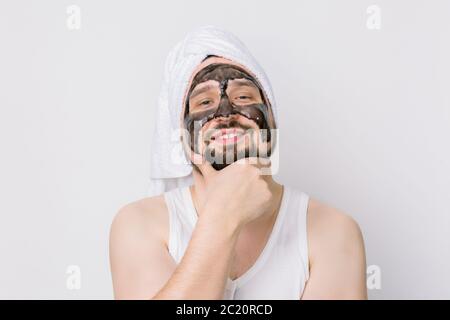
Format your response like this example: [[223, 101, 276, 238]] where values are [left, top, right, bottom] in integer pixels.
[[183, 63, 273, 170]]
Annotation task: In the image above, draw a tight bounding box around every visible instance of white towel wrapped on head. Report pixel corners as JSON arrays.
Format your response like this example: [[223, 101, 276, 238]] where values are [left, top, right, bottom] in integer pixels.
[[148, 25, 279, 197]]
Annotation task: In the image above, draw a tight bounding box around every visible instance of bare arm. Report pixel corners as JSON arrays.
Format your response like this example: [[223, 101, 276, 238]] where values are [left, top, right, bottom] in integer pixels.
[[301, 203, 368, 300], [154, 214, 240, 299], [109, 199, 241, 300]]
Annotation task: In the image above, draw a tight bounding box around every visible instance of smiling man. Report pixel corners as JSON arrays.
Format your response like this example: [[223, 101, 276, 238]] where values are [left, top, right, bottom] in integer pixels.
[[109, 26, 367, 300], [183, 61, 275, 171]]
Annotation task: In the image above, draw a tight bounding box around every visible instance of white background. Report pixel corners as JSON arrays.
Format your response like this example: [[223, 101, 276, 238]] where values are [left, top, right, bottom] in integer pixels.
[[0, 0, 449, 299]]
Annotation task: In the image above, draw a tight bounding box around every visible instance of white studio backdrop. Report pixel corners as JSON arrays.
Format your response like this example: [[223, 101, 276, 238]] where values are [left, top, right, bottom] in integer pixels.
[[0, 0, 449, 299]]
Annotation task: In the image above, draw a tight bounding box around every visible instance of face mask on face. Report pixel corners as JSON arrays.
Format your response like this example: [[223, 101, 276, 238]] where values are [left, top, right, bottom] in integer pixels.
[[183, 63, 274, 170]]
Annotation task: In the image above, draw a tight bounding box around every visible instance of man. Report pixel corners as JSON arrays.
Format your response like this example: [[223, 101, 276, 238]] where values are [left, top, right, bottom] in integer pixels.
[[109, 26, 367, 300]]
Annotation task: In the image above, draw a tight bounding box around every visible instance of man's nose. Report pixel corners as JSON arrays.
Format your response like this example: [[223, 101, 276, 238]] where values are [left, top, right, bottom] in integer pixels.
[[213, 95, 235, 118]]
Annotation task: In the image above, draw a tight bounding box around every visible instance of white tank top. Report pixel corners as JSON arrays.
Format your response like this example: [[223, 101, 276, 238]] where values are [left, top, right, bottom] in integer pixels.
[[163, 184, 310, 300]]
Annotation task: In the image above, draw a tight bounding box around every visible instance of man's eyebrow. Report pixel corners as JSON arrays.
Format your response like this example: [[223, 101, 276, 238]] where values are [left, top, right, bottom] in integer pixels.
[[189, 83, 219, 99], [228, 78, 259, 89]]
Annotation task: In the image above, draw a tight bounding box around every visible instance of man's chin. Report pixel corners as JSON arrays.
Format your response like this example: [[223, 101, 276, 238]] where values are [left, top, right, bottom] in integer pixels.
[[210, 161, 232, 171], [197, 137, 272, 170], [203, 145, 262, 170], [207, 153, 271, 171], [209, 156, 246, 171], [203, 146, 245, 171]]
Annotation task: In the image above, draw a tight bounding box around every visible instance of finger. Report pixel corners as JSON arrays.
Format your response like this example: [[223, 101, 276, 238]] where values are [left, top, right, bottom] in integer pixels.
[[248, 157, 272, 177], [233, 156, 271, 169]]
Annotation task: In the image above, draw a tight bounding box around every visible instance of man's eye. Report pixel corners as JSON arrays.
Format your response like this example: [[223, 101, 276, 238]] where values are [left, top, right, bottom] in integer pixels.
[[237, 95, 250, 100], [200, 100, 211, 106]]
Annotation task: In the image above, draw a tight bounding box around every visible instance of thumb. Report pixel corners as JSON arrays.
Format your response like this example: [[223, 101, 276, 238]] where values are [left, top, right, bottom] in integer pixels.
[[234, 156, 271, 169]]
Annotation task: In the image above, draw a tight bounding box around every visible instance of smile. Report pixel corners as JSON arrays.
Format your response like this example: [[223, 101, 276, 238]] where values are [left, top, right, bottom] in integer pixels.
[[209, 128, 246, 145]]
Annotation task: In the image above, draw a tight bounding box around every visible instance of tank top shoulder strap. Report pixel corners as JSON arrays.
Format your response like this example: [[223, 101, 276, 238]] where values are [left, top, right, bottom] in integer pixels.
[[295, 189, 310, 281], [278, 186, 310, 282], [163, 186, 196, 263]]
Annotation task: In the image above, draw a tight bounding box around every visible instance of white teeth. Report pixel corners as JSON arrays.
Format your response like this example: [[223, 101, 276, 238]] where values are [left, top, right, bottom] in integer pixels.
[[216, 132, 243, 140]]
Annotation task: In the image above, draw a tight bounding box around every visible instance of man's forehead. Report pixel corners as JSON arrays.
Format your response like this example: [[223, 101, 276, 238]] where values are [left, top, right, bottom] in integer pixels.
[[191, 63, 253, 83], [189, 78, 260, 102], [189, 63, 260, 94], [191, 78, 258, 92]]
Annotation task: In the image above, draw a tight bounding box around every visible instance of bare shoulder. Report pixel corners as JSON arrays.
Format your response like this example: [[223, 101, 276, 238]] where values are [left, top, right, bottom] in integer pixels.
[[109, 194, 170, 249], [109, 195, 177, 299], [301, 197, 367, 299], [306, 197, 365, 262]]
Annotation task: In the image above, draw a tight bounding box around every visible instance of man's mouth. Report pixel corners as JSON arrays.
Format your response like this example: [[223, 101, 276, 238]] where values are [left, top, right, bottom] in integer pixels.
[[209, 128, 246, 145]]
